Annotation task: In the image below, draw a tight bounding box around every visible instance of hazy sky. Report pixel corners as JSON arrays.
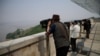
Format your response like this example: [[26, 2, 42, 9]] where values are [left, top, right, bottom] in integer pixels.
[[0, 0, 100, 41], [1, 0, 99, 24]]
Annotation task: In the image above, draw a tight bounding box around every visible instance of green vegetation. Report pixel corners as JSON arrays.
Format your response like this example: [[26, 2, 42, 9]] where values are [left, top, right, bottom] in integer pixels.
[[6, 25, 45, 39]]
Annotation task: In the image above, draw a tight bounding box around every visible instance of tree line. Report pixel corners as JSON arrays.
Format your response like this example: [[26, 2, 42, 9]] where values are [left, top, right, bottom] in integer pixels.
[[6, 25, 45, 39]]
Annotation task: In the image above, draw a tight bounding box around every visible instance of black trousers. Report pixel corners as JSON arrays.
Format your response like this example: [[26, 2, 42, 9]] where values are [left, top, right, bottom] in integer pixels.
[[86, 29, 90, 38], [56, 46, 69, 56], [71, 38, 77, 52]]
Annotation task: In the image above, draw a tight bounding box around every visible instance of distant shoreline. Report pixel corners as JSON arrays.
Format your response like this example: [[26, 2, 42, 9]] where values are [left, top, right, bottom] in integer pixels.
[[0, 24, 37, 42]]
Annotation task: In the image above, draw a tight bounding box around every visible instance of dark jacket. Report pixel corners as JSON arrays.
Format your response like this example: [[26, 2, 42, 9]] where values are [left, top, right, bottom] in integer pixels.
[[50, 22, 69, 48]]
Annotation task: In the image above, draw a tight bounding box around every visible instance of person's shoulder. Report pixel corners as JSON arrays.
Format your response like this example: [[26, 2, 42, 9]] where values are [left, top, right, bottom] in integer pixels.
[[74, 25, 79, 27], [76, 25, 80, 27], [52, 23, 55, 25], [51, 23, 56, 27]]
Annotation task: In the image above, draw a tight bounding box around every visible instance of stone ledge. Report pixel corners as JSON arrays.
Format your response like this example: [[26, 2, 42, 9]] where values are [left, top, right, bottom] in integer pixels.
[[0, 32, 46, 55]]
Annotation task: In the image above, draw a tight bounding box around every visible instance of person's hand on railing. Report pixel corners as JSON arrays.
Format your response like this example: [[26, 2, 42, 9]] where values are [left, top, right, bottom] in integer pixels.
[[45, 32, 50, 37]]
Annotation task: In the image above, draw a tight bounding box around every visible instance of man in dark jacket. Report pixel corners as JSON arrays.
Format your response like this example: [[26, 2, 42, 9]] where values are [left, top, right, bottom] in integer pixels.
[[46, 14, 70, 56], [83, 19, 91, 38]]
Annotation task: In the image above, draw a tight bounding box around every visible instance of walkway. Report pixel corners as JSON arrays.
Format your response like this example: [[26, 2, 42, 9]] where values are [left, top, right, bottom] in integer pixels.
[[51, 22, 100, 56], [73, 22, 100, 56]]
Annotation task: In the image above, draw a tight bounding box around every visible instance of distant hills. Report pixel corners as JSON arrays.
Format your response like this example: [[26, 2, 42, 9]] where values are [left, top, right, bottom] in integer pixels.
[[6, 25, 45, 39]]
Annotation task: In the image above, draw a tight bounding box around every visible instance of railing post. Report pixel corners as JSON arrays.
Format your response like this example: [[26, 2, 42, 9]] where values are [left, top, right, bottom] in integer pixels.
[[79, 23, 82, 38], [46, 36, 50, 56]]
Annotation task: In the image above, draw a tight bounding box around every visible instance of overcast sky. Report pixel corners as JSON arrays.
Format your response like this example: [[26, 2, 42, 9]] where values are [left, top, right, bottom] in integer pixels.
[[0, 0, 100, 41], [1, 0, 99, 24]]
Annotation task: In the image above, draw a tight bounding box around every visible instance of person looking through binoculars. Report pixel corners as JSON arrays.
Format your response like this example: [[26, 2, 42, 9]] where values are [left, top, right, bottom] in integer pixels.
[[46, 14, 70, 56]]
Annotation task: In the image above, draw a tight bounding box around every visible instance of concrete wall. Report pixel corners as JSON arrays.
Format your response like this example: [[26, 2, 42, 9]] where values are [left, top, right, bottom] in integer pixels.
[[0, 32, 55, 56], [0, 18, 95, 56]]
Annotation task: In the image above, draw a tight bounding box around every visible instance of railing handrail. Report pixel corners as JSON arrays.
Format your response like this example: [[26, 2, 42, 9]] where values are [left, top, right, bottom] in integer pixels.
[[0, 32, 46, 55]]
